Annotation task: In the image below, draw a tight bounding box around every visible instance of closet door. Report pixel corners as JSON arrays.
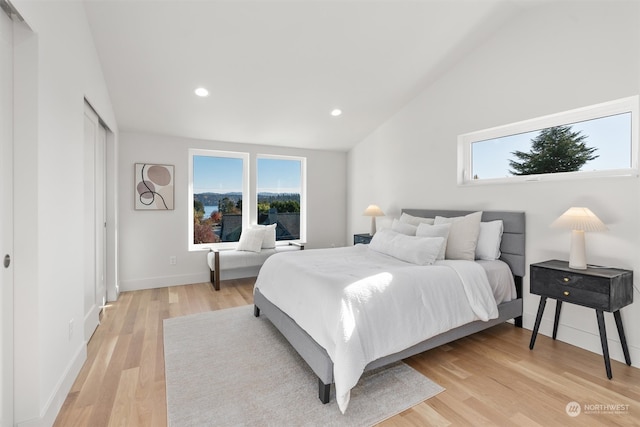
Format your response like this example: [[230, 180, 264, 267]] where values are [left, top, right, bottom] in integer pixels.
[[95, 117, 106, 311], [0, 5, 14, 425]]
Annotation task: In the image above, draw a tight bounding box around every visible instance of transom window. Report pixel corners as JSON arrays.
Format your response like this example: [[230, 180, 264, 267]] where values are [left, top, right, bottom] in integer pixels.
[[458, 96, 639, 184]]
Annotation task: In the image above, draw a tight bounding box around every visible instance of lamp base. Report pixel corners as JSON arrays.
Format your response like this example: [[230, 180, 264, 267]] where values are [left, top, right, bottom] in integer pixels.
[[569, 229, 587, 269], [370, 217, 377, 236]]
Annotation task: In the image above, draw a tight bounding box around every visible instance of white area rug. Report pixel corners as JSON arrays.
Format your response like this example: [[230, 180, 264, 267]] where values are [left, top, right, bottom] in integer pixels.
[[164, 305, 444, 426]]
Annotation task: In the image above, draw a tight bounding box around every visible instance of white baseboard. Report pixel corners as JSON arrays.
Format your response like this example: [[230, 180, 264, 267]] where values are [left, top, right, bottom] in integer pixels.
[[119, 269, 262, 292], [119, 272, 209, 292], [84, 304, 100, 342], [17, 343, 87, 427]]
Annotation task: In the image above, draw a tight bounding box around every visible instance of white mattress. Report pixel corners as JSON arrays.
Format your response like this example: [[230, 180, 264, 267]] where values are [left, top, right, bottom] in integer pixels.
[[476, 259, 517, 304], [254, 245, 506, 413]]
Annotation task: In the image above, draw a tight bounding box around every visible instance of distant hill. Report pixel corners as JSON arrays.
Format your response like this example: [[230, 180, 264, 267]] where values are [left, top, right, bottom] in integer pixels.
[[194, 192, 299, 206], [257, 193, 300, 203], [194, 192, 242, 207]]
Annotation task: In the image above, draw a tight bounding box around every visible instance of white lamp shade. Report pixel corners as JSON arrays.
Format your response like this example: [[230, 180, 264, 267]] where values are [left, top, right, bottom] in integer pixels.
[[551, 207, 607, 232], [363, 204, 384, 217]]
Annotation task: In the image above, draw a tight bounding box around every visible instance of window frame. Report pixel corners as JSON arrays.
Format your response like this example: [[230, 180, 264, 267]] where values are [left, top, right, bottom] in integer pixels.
[[188, 149, 250, 251], [255, 154, 307, 245], [457, 96, 639, 185]]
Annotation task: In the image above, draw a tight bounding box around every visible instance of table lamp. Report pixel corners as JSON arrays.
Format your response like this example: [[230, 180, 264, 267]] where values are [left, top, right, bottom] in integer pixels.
[[551, 207, 607, 269], [363, 204, 384, 236]]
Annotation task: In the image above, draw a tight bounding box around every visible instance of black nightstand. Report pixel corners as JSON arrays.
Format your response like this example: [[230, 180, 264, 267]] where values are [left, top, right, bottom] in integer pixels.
[[354, 233, 373, 245], [529, 259, 633, 379]]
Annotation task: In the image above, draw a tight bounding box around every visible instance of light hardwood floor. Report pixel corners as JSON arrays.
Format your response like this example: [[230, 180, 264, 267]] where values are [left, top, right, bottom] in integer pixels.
[[54, 279, 640, 426]]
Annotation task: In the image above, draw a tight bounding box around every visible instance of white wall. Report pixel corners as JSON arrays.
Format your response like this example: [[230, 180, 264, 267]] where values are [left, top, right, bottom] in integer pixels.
[[11, 1, 118, 425], [118, 132, 347, 291], [348, 1, 640, 366]]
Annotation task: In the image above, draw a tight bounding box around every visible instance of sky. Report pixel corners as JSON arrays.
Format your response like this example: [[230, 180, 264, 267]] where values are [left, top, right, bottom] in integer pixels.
[[256, 158, 302, 193], [193, 156, 301, 194], [472, 112, 632, 179]]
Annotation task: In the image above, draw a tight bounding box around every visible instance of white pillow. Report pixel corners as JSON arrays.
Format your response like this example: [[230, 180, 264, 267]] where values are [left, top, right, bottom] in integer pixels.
[[416, 222, 451, 260], [391, 219, 417, 236], [476, 220, 503, 260], [236, 227, 265, 252], [369, 229, 444, 266], [433, 211, 482, 261], [398, 212, 435, 227], [252, 223, 277, 249]]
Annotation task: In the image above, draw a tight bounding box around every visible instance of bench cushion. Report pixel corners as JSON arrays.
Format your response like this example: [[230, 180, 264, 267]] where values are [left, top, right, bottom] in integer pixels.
[[207, 244, 300, 272]]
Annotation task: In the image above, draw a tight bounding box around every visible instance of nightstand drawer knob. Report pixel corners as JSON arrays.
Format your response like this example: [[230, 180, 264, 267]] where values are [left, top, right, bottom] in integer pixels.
[[563, 277, 570, 282], [563, 291, 570, 296]]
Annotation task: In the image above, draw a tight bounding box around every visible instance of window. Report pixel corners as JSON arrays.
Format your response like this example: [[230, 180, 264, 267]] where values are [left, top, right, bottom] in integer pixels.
[[256, 155, 306, 242], [188, 150, 307, 250], [189, 149, 249, 250], [458, 96, 639, 184]]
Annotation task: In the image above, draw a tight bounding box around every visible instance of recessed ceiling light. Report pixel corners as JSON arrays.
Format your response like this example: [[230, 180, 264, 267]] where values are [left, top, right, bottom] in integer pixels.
[[194, 87, 209, 97], [330, 108, 342, 117]]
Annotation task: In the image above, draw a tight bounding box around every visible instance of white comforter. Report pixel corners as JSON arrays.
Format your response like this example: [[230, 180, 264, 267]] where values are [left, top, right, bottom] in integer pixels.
[[254, 245, 499, 414]]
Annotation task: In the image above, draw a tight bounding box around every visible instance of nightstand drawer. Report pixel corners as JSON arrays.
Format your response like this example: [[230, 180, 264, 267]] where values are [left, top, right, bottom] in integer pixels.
[[531, 279, 610, 309], [538, 272, 608, 294]]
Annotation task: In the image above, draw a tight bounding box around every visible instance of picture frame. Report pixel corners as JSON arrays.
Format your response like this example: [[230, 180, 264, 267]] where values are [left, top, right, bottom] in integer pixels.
[[134, 163, 175, 210]]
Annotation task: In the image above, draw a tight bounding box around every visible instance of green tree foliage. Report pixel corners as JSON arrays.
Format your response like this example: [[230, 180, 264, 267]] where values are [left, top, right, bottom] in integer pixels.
[[194, 200, 204, 218], [218, 197, 240, 214], [257, 202, 271, 214], [256, 200, 300, 214], [270, 200, 300, 213], [509, 125, 598, 176]]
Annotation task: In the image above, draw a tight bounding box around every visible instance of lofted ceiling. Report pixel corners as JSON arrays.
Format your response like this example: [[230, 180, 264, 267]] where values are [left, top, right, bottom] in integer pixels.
[[84, 0, 531, 151]]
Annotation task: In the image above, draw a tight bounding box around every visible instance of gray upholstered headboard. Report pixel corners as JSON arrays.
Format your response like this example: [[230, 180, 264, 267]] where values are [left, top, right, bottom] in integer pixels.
[[401, 209, 526, 278]]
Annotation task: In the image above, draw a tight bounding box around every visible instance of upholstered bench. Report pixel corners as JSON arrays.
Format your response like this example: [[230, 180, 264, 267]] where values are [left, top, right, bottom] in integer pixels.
[[207, 242, 304, 290]]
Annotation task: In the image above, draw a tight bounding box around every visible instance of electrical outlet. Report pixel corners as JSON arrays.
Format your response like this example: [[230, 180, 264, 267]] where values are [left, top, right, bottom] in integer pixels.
[[169, 256, 177, 265], [68, 319, 74, 341]]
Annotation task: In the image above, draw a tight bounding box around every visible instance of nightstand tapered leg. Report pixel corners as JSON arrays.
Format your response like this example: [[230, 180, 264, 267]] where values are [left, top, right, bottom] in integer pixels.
[[552, 301, 562, 340], [595, 310, 612, 379], [529, 297, 547, 350], [613, 310, 631, 366]]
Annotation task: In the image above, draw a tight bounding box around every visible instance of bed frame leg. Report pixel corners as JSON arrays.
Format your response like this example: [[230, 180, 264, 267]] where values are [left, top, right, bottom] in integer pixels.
[[318, 378, 330, 404], [514, 316, 523, 328], [514, 275, 523, 328], [254, 305, 260, 317]]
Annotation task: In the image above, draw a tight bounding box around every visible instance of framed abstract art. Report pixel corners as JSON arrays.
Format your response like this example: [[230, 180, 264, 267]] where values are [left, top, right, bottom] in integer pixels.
[[134, 163, 175, 210]]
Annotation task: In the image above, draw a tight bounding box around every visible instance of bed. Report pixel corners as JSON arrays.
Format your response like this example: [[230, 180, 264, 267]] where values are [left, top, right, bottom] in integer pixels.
[[253, 209, 525, 413]]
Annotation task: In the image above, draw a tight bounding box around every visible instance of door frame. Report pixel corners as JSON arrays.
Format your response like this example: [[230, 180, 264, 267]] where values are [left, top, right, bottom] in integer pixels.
[[83, 101, 108, 341]]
